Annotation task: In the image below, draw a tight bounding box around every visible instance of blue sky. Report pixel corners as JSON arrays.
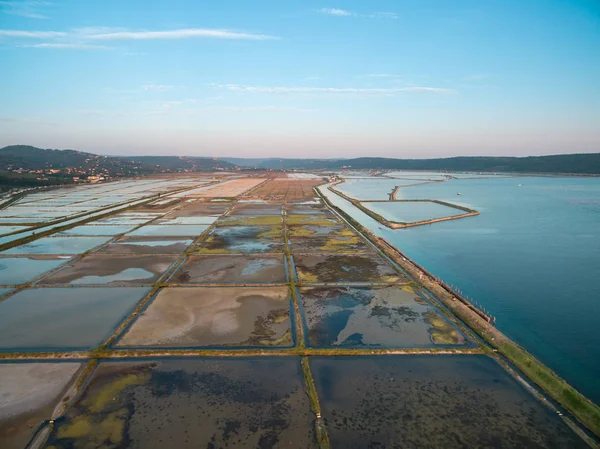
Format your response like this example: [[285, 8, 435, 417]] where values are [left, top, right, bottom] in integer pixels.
[[1, 0, 599, 157]]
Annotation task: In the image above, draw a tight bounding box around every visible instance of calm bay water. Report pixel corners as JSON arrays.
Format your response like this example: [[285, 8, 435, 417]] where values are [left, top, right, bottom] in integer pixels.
[[320, 176, 600, 404]]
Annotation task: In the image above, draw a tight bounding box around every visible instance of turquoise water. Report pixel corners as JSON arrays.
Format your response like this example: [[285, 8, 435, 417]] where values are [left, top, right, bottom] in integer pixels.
[[320, 177, 600, 405]]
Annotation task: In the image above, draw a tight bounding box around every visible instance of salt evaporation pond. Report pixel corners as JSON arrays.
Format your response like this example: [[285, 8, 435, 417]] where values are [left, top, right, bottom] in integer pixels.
[[0, 256, 68, 285], [2, 236, 109, 255], [0, 287, 150, 350], [44, 358, 315, 448], [311, 355, 587, 448]]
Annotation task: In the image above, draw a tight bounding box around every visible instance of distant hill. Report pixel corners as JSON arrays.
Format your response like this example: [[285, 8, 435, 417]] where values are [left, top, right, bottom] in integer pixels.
[[0, 145, 236, 190], [220, 154, 600, 174], [0, 145, 235, 173], [3, 145, 600, 176]]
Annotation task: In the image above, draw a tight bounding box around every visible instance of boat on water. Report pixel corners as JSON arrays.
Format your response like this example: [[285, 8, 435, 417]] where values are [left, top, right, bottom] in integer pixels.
[[457, 192, 462, 196], [517, 184, 523, 187]]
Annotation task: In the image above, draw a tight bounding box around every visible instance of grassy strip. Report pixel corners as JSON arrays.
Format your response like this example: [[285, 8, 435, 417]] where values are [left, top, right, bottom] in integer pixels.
[[317, 185, 600, 438], [283, 205, 306, 348], [0, 346, 482, 361], [301, 357, 331, 449], [301, 357, 321, 414], [497, 341, 600, 437], [75, 359, 98, 391], [0, 190, 29, 210]]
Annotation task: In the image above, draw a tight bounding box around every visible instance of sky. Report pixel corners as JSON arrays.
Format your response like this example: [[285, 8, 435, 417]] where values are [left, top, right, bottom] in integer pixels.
[[0, 0, 599, 158]]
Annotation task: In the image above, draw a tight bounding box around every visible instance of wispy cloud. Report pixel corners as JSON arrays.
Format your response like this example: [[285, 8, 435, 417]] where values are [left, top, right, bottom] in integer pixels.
[[21, 42, 110, 49], [212, 84, 455, 95], [87, 28, 277, 41], [0, 26, 278, 50], [0, 1, 52, 19], [0, 29, 65, 37], [317, 8, 397, 19], [318, 8, 354, 17]]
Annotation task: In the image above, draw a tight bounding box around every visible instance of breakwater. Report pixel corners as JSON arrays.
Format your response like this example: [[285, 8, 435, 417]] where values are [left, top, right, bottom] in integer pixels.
[[329, 181, 479, 229]]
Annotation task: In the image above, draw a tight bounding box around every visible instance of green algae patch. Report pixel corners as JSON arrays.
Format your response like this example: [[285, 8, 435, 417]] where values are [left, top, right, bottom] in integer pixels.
[[49, 367, 152, 449], [220, 216, 283, 226], [83, 372, 149, 413], [195, 225, 284, 254], [318, 236, 361, 252], [401, 284, 417, 294], [289, 235, 371, 254], [425, 311, 461, 344], [250, 328, 293, 347], [286, 215, 340, 226], [45, 359, 316, 448], [296, 267, 319, 283], [288, 227, 317, 237], [288, 225, 356, 238], [257, 227, 283, 240], [293, 254, 404, 284]]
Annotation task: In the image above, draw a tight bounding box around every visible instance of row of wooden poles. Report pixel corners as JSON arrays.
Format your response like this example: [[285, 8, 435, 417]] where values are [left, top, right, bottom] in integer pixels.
[[442, 279, 496, 325]]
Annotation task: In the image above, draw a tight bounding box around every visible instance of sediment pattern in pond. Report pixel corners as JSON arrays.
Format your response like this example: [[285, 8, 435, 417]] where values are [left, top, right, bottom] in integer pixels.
[[171, 255, 287, 284], [195, 226, 283, 254], [0, 362, 81, 449], [290, 235, 372, 253], [39, 255, 178, 285], [117, 287, 292, 347], [300, 286, 466, 347], [288, 224, 355, 238], [286, 215, 339, 226], [44, 358, 315, 449], [293, 254, 405, 284], [219, 215, 283, 226], [311, 355, 588, 448], [97, 238, 193, 255]]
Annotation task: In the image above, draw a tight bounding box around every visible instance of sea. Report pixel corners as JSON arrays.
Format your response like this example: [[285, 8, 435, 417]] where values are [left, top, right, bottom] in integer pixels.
[[320, 175, 600, 405]]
